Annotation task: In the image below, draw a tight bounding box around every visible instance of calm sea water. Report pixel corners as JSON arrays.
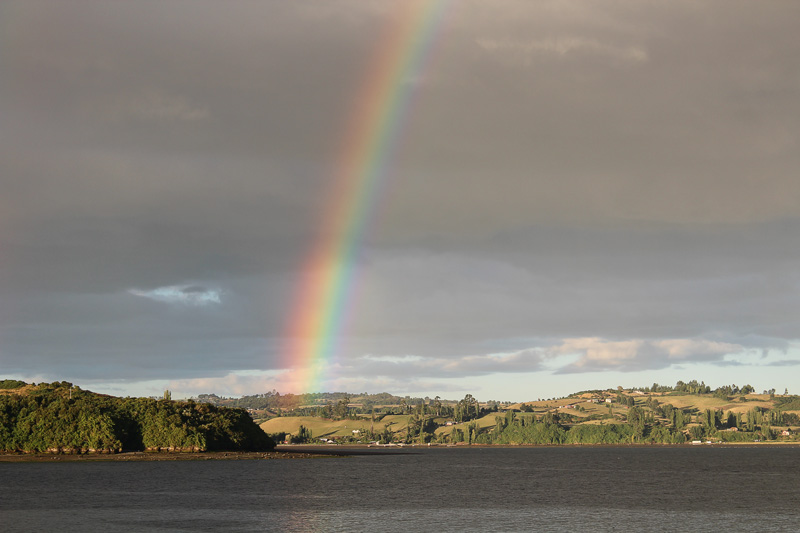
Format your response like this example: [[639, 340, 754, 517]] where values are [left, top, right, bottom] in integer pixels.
[[3, 446, 799, 532]]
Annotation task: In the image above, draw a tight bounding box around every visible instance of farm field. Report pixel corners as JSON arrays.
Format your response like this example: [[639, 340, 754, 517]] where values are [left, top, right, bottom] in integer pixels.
[[256, 385, 800, 446]]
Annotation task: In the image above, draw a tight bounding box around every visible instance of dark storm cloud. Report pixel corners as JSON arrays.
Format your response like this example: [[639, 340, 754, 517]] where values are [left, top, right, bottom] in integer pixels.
[[1, 1, 799, 391]]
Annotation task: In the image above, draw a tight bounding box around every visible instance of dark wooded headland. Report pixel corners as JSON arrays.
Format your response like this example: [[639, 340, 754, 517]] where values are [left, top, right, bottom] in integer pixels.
[[0, 380, 274, 454]]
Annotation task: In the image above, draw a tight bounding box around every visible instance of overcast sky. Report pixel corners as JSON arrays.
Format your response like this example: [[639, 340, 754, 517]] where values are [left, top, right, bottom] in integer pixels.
[[2, 1, 799, 401]]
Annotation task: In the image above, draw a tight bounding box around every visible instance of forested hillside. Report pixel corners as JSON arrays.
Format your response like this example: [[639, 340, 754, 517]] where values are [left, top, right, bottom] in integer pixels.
[[0, 381, 274, 454]]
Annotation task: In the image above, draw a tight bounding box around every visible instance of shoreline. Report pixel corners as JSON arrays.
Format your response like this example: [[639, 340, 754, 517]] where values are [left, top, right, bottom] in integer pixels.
[[4, 441, 798, 462], [0, 450, 336, 463], [279, 441, 800, 452]]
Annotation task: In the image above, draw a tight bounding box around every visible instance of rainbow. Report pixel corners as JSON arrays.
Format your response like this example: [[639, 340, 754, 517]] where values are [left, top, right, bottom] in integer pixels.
[[284, 1, 450, 392]]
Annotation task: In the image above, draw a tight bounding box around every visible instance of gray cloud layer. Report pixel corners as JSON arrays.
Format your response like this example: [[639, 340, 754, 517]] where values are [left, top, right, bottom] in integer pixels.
[[1, 1, 798, 393]]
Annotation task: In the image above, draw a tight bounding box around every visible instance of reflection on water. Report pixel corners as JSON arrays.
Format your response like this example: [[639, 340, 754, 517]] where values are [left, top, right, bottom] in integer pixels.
[[5, 447, 800, 532]]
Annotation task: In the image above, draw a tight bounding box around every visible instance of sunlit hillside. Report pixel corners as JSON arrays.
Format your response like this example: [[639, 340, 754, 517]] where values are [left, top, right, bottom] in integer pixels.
[[254, 382, 800, 446]]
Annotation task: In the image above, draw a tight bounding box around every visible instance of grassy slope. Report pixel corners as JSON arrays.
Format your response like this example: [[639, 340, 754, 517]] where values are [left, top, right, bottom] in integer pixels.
[[433, 413, 503, 436], [0, 384, 38, 396], [260, 415, 421, 439]]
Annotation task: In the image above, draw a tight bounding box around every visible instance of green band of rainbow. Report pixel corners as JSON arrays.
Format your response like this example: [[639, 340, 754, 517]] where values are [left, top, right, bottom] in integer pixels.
[[284, 0, 450, 392]]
